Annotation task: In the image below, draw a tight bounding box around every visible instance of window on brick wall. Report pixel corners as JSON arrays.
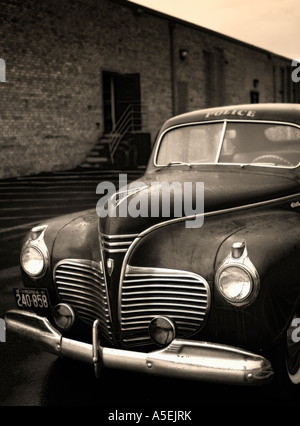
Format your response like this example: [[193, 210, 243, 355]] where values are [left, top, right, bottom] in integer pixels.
[[250, 90, 259, 103]]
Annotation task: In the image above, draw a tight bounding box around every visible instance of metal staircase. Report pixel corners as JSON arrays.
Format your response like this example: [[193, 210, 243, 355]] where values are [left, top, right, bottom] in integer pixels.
[[82, 104, 150, 169]]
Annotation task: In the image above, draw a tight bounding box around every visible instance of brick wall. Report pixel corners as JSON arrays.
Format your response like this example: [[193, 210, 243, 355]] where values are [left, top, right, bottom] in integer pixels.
[[170, 17, 296, 110], [0, 0, 102, 178], [0, 0, 296, 179]]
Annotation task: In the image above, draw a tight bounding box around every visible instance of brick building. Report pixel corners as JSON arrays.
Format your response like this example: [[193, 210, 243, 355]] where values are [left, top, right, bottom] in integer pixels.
[[0, 0, 298, 178]]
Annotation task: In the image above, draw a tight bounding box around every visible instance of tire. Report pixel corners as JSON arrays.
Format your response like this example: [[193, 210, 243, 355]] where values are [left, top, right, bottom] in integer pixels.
[[266, 314, 300, 398], [286, 315, 300, 384]]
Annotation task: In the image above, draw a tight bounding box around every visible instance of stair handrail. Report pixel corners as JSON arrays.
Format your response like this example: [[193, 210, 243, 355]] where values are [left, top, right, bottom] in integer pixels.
[[108, 103, 148, 161]]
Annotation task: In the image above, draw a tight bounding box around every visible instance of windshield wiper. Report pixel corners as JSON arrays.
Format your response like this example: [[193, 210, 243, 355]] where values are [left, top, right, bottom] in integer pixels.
[[156, 161, 193, 171], [240, 162, 277, 168]]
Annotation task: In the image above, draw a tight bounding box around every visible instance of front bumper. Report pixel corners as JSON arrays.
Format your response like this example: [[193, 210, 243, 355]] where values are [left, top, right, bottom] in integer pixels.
[[5, 309, 273, 385]]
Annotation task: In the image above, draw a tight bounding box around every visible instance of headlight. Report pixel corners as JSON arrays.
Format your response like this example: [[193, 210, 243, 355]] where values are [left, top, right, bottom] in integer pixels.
[[20, 225, 49, 278], [216, 240, 259, 306], [21, 246, 45, 277], [218, 266, 252, 302]]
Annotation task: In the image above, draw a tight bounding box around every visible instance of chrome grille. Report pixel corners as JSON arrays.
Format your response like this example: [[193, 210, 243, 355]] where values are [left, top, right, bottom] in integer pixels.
[[121, 265, 210, 347], [99, 233, 138, 254], [54, 259, 113, 343]]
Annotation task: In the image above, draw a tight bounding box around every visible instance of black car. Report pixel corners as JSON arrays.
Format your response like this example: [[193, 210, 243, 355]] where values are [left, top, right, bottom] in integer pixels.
[[6, 103, 300, 394]]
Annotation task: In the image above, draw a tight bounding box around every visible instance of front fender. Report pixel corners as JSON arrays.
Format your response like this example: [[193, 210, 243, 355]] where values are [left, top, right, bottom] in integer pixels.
[[51, 210, 99, 266], [215, 209, 300, 350], [21, 209, 99, 302]]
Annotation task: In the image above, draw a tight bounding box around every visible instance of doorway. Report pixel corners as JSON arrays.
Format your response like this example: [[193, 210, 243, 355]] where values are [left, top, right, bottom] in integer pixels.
[[102, 71, 141, 133]]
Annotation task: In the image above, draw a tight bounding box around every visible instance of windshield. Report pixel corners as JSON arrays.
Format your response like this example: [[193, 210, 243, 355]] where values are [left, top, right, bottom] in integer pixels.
[[155, 121, 300, 168]]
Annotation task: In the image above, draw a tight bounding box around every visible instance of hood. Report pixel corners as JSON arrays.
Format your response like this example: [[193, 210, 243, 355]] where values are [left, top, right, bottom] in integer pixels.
[[99, 167, 300, 235]]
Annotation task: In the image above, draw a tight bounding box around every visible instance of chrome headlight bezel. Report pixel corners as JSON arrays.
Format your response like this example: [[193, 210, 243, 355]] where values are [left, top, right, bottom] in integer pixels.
[[215, 240, 260, 306], [20, 225, 49, 278]]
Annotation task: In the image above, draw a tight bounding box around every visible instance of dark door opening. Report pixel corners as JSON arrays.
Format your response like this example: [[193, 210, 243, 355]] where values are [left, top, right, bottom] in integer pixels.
[[102, 71, 141, 133], [177, 81, 189, 115]]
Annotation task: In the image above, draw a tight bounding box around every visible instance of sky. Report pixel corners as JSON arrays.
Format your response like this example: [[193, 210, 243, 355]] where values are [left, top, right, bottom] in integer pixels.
[[128, 0, 300, 60]]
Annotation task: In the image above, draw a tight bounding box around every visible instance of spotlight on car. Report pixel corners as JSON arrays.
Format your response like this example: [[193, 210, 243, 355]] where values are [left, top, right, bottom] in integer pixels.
[[52, 303, 75, 331], [149, 316, 176, 346]]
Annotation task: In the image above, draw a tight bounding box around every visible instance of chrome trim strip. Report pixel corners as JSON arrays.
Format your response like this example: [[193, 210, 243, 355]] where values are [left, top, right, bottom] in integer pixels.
[[102, 241, 132, 247], [54, 259, 101, 272], [137, 191, 300, 238], [121, 314, 204, 322], [121, 321, 200, 328], [123, 292, 206, 302], [99, 233, 138, 254], [154, 119, 300, 169], [122, 300, 208, 309], [123, 278, 206, 284], [102, 248, 128, 253], [126, 265, 203, 277], [100, 233, 139, 239]]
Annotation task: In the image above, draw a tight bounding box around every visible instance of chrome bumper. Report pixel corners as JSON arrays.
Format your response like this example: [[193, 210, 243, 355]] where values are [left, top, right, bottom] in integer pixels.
[[5, 309, 273, 385]]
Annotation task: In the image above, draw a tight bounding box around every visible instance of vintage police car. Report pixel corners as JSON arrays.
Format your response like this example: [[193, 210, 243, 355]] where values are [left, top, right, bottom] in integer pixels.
[[5, 103, 300, 394]]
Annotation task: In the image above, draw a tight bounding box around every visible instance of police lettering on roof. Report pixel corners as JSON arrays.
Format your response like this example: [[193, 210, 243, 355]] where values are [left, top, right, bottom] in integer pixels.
[[205, 109, 256, 118]]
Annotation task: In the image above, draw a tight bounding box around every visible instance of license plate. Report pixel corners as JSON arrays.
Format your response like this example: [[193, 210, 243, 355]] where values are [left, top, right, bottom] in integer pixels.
[[14, 288, 50, 310]]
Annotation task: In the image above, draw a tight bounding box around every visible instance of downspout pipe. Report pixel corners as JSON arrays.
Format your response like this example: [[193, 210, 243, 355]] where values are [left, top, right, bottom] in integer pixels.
[[169, 21, 176, 116]]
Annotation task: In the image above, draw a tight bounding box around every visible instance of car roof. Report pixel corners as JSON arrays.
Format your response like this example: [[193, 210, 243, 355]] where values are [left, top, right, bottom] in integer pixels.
[[160, 103, 300, 132]]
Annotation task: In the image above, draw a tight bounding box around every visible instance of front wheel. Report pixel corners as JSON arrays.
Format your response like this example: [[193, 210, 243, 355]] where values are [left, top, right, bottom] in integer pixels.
[[286, 315, 300, 384], [266, 314, 300, 398]]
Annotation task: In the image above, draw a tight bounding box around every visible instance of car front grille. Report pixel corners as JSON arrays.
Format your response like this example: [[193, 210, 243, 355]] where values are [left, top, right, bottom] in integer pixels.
[[120, 265, 210, 347], [54, 259, 113, 343], [99, 233, 138, 254]]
